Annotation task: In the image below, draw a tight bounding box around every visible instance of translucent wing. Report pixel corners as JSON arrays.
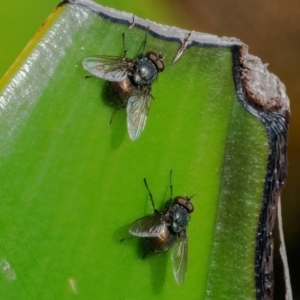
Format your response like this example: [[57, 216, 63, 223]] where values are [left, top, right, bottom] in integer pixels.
[[126, 86, 152, 140], [129, 213, 166, 237], [171, 231, 188, 285], [82, 55, 135, 82]]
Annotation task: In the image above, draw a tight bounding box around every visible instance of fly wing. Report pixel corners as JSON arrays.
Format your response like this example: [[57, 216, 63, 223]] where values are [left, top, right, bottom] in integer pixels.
[[126, 86, 152, 140], [82, 55, 134, 81], [129, 213, 166, 237], [171, 231, 188, 285]]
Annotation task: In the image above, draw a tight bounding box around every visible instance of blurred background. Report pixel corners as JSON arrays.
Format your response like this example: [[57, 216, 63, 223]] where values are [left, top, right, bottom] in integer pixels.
[[0, 0, 298, 299]]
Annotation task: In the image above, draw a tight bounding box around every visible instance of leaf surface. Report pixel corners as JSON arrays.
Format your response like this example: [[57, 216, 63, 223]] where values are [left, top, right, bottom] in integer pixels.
[[0, 1, 288, 299]]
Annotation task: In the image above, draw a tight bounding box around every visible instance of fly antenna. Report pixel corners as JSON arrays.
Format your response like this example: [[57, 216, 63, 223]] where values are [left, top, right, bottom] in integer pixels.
[[143, 178, 157, 213]]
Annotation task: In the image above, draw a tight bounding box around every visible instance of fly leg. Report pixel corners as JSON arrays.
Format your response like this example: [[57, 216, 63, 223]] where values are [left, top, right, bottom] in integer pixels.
[[169, 169, 173, 200], [143, 178, 158, 213], [109, 107, 120, 125], [141, 26, 150, 54], [143, 250, 150, 259], [84, 75, 98, 79], [122, 32, 128, 58]]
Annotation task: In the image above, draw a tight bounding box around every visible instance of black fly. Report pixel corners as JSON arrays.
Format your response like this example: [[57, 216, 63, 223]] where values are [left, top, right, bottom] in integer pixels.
[[128, 171, 194, 284], [82, 31, 164, 140]]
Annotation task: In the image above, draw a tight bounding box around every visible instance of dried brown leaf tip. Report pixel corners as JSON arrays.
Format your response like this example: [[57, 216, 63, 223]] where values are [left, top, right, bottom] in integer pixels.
[[239, 46, 290, 115]]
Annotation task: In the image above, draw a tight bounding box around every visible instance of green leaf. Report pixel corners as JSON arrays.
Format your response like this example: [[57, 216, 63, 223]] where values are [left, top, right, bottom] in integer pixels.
[[0, 1, 289, 299]]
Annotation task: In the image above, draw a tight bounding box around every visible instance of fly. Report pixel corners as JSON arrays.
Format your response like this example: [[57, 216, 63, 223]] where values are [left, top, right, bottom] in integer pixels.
[[128, 170, 194, 284], [82, 31, 164, 140]]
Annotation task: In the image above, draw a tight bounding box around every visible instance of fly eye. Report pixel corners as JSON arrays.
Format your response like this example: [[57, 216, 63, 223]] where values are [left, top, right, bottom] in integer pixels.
[[185, 201, 194, 213], [145, 51, 157, 61], [173, 196, 194, 213], [155, 60, 164, 72], [146, 51, 165, 72]]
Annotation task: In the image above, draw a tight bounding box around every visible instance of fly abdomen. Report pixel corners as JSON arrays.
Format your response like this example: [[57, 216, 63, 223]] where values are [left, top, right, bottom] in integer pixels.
[[109, 78, 136, 106], [150, 230, 177, 253]]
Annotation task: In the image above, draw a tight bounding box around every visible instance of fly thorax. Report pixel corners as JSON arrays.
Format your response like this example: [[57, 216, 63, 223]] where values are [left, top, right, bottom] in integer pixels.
[[133, 57, 158, 85], [170, 204, 189, 233]]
